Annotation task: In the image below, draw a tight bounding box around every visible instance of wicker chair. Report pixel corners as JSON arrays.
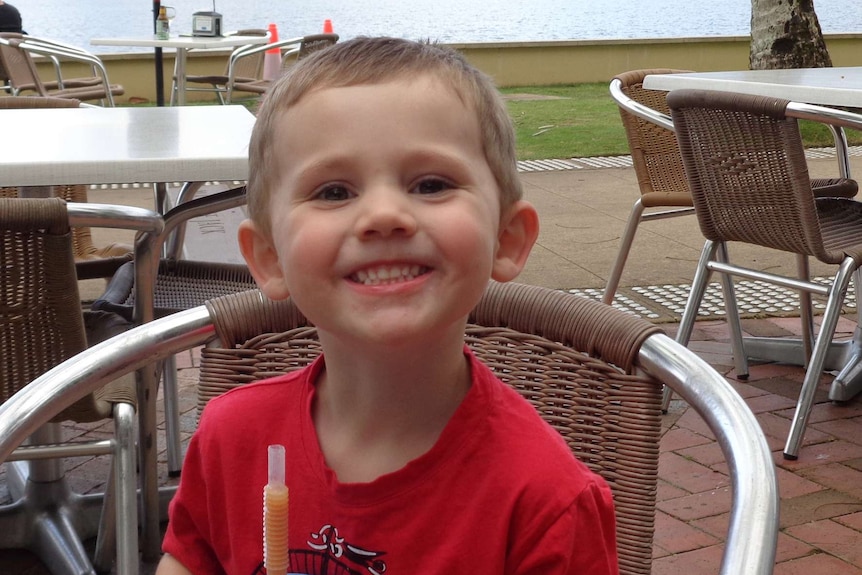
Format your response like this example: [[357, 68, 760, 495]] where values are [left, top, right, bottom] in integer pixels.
[[226, 33, 338, 103], [667, 88, 862, 460], [603, 69, 696, 306], [170, 28, 269, 106], [0, 198, 140, 575], [0, 33, 123, 105], [0, 96, 133, 279], [0, 282, 779, 574]]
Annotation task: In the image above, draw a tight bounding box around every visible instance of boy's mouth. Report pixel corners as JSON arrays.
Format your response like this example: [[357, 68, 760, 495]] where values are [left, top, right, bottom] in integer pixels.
[[350, 264, 430, 286]]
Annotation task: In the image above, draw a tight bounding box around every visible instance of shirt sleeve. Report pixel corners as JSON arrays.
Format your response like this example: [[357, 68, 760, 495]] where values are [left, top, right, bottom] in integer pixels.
[[161, 426, 226, 575], [509, 478, 620, 575]]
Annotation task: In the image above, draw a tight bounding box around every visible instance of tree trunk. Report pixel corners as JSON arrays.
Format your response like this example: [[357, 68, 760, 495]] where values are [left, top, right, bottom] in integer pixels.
[[750, 0, 832, 69]]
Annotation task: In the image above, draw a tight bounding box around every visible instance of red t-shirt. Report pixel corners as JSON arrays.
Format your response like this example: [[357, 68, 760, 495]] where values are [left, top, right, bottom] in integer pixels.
[[163, 350, 619, 575]]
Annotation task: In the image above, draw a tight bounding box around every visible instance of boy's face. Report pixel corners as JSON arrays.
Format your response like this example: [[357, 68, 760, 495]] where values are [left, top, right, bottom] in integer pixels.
[[240, 75, 537, 348]]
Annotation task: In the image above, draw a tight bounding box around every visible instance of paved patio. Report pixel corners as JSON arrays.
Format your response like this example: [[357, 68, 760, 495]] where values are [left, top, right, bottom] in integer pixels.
[[4, 153, 862, 573]]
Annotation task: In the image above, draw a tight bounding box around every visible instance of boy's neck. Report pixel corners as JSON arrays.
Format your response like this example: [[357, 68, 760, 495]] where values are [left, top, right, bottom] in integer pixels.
[[311, 331, 472, 483]]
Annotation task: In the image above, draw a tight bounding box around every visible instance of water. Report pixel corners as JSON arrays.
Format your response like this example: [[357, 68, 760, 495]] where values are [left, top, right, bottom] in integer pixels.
[[19, 0, 862, 54]]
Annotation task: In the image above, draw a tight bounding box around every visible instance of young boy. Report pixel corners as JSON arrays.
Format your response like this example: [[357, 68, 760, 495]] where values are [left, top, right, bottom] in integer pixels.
[[157, 37, 619, 575]]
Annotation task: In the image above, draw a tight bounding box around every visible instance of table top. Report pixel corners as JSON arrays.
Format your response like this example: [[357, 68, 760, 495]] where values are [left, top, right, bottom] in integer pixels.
[[1, 105, 256, 186], [91, 34, 268, 50], [643, 66, 862, 108]]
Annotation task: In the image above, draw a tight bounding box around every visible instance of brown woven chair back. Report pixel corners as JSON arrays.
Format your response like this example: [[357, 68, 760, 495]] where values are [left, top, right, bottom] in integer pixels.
[[667, 89, 844, 264], [229, 29, 268, 80], [0, 182, 132, 278], [0, 198, 134, 421], [0, 33, 45, 94], [200, 283, 664, 575], [297, 33, 339, 59], [0, 94, 81, 109], [614, 68, 692, 202]]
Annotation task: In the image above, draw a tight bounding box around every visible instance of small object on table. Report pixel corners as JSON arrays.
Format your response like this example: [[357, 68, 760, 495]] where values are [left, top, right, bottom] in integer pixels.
[[156, 6, 170, 40], [264, 444, 290, 575]]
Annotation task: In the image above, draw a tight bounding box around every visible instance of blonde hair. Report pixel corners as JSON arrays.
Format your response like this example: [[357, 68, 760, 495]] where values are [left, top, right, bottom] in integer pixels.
[[246, 36, 522, 237]]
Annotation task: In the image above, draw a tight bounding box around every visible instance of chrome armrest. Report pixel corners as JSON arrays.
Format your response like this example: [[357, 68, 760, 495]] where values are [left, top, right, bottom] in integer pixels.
[[638, 333, 779, 575], [610, 77, 675, 131]]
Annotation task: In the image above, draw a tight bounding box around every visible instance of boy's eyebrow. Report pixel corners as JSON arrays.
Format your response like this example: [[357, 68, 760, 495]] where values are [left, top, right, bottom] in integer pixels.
[[288, 147, 477, 183]]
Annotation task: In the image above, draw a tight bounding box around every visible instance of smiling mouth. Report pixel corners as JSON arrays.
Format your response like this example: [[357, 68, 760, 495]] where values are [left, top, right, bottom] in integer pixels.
[[351, 264, 430, 286]]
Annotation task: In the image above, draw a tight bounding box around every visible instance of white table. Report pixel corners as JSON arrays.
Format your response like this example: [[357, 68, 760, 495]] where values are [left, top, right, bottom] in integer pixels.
[[91, 34, 269, 105], [643, 66, 862, 108], [2, 105, 255, 186], [1, 104, 255, 562], [644, 66, 862, 404]]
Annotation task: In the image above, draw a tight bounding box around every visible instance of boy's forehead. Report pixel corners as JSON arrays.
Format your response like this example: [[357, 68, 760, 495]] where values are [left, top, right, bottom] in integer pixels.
[[275, 71, 467, 116]]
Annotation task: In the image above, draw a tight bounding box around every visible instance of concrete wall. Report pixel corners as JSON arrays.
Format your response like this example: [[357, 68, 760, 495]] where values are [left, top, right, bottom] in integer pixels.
[[39, 33, 862, 104]]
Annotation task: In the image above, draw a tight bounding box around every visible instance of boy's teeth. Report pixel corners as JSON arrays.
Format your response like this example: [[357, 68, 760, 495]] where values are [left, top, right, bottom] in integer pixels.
[[354, 265, 424, 285]]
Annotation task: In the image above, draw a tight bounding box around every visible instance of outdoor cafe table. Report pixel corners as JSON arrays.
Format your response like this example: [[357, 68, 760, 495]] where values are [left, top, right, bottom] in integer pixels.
[[643, 66, 862, 404], [0, 103, 256, 561], [643, 66, 862, 177], [91, 34, 269, 105]]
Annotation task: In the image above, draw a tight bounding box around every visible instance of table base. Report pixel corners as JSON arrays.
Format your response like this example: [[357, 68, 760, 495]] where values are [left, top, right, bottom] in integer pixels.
[[745, 327, 862, 402]]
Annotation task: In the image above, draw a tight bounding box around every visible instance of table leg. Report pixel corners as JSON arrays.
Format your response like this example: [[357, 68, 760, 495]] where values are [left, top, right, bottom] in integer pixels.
[[174, 48, 188, 106]]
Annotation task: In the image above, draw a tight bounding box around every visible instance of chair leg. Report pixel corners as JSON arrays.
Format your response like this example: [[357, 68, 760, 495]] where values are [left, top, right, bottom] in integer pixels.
[[113, 402, 140, 575], [784, 259, 857, 459], [164, 355, 184, 476], [603, 199, 645, 305], [92, 457, 117, 573], [717, 243, 749, 379], [796, 254, 815, 364], [664, 239, 718, 410]]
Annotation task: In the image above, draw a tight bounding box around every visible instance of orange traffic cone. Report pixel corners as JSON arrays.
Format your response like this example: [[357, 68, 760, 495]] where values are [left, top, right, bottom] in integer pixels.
[[323, 19, 334, 34], [263, 23, 281, 81]]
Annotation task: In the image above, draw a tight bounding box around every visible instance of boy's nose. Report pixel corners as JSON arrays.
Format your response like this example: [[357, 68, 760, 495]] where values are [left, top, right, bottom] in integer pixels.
[[356, 188, 418, 239]]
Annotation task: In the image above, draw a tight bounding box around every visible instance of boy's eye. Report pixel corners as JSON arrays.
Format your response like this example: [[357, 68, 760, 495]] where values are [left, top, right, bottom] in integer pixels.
[[413, 178, 453, 195], [314, 185, 352, 202]]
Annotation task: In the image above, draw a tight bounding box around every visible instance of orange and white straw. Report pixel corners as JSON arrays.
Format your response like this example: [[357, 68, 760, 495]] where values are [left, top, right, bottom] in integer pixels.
[[264, 444, 290, 575]]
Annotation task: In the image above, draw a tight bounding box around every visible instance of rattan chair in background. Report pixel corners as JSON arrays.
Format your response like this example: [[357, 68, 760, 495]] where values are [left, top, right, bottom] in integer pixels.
[[0, 33, 123, 105], [0, 282, 779, 574], [0, 96, 133, 279], [604, 70, 856, 336], [603, 69, 696, 306], [667, 88, 862, 460], [169, 28, 269, 106], [225, 33, 338, 103], [0, 198, 157, 575]]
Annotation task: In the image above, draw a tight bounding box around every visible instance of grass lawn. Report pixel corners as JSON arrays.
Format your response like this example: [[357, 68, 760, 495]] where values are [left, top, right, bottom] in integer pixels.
[[499, 83, 862, 161], [225, 83, 862, 161]]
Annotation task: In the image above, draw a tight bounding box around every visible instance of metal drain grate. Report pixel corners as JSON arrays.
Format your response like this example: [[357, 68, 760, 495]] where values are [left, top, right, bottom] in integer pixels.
[[518, 145, 862, 173], [567, 277, 856, 322]]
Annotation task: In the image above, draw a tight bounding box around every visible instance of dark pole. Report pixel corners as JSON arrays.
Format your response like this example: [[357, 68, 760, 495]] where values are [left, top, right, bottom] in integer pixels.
[[153, 0, 165, 106]]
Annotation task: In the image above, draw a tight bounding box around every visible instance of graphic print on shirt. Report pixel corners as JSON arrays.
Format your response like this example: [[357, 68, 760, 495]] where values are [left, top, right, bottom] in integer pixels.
[[250, 523, 388, 575]]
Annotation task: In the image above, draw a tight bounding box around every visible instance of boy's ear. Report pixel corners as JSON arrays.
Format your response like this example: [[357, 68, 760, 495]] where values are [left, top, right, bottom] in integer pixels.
[[491, 200, 540, 282], [237, 219, 291, 300]]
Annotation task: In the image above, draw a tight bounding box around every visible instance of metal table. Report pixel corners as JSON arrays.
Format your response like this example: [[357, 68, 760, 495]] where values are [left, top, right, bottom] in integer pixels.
[[91, 34, 269, 105]]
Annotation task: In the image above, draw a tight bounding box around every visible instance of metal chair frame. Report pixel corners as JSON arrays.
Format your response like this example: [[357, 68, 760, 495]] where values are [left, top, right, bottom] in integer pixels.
[[224, 33, 338, 103], [169, 29, 270, 106]]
